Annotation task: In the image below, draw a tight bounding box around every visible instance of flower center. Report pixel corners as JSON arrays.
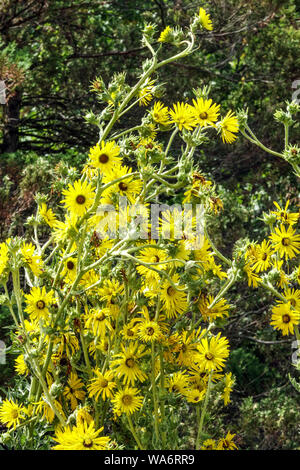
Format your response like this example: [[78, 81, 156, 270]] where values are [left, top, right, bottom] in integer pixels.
[[67, 260, 75, 270], [167, 286, 176, 297], [290, 298, 296, 307], [282, 314, 290, 323], [205, 352, 214, 361], [282, 237, 290, 246], [99, 153, 109, 164], [122, 394, 133, 406], [11, 409, 19, 419], [119, 182, 128, 191], [76, 195, 86, 205], [96, 313, 105, 322], [36, 300, 45, 310], [99, 378, 108, 388], [261, 253, 267, 261], [146, 327, 155, 336], [200, 112, 208, 120], [125, 357, 135, 368], [83, 438, 93, 448], [127, 329, 134, 337]]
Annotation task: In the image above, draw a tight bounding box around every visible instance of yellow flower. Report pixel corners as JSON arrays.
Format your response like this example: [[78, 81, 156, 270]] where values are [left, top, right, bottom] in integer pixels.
[[0, 399, 27, 429], [85, 307, 113, 338], [222, 372, 234, 406], [24, 286, 55, 321], [39, 203, 57, 228], [111, 343, 147, 386], [61, 257, 77, 283], [169, 102, 197, 131], [282, 288, 300, 311], [192, 98, 220, 127], [270, 302, 300, 336], [168, 372, 189, 395], [198, 294, 230, 322], [52, 214, 78, 243], [20, 242, 43, 277], [0, 241, 9, 277], [269, 224, 300, 260], [111, 387, 143, 415], [102, 165, 143, 204], [63, 372, 86, 411], [88, 140, 121, 174], [201, 438, 217, 450], [271, 200, 299, 225], [198, 7, 213, 31], [219, 110, 239, 143], [196, 333, 230, 371], [61, 180, 95, 217], [185, 388, 206, 403], [151, 101, 170, 126], [52, 421, 110, 450], [15, 354, 30, 376], [217, 431, 238, 450], [138, 77, 155, 106], [35, 398, 65, 424], [159, 274, 188, 319], [251, 239, 273, 272], [137, 319, 162, 343], [158, 25, 173, 43], [88, 369, 116, 401]]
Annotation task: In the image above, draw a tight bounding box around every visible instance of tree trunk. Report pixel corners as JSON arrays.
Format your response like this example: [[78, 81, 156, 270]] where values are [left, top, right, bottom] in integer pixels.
[[1, 89, 21, 153]]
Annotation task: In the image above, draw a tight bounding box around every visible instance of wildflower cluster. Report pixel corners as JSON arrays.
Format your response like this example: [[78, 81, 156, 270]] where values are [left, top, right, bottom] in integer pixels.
[[0, 7, 298, 452]]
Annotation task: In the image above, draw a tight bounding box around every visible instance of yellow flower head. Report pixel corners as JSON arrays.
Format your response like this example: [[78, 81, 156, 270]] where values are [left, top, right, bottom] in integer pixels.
[[88, 140, 121, 174], [169, 102, 197, 131], [52, 421, 110, 450], [61, 180, 95, 217], [219, 110, 239, 144], [192, 98, 220, 127], [199, 7, 213, 31]]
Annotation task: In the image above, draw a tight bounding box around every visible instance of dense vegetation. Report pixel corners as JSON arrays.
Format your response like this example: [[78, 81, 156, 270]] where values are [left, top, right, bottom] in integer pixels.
[[0, 0, 299, 450]]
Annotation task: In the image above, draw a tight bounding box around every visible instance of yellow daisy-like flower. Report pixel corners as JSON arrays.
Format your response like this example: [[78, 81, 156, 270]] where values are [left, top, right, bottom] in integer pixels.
[[76, 407, 93, 426], [282, 288, 300, 311], [244, 263, 261, 288], [0, 399, 27, 429], [198, 294, 230, 322], [271, 200, 299, 226], [39, 203, 57, 228], [61, 180, 95, 217], [111, 387, 143, 415], [198, 7, 213, 31], [217, 431, 238, 450], [61, 257, 77, 284], [111, 343, 147, 386], [222, 372, 234, 406], [52, 420, 110, 450], [24, 286, 55, 320], [102, 165, 142, 204], [168, 372, 189, 395], [185, 388, 206, 403], [0, 241, 9, 277], [20, 242, 43, 277], [15, 354, 30, 376], [85, 307, 113, 338], [159, 274, 188, 319], [52, 214, 78, 244], [63, 372, 86, 411], [192, 98, 220, 127], [201, 438, 217, 450], [270, 302, 300, 336], [269, 224, 300, 260], [151, 101, 170, 126], [88, 369, 116, 401], [137, 319, 162, 343], [196, 333, 230, 371], [169, 102, 198, 131], [89, 140, 121, 174], [137, 243, 167, 278], [251, 239, 273, 273], [158, 25, 172, 43], [35, 397, 65, 424], [219, 110, 239, 144], [138, 77, 155, 106]]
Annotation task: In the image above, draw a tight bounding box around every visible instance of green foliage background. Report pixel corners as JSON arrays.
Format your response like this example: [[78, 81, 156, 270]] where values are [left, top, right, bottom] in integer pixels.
[[0, 0, 299, 449]]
